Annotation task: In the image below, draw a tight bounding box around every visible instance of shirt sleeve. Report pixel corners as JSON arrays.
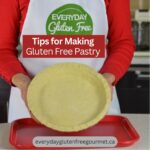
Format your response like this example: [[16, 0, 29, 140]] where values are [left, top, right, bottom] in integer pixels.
[[0, 0, 29, 85], [100, 0, 135, 85]]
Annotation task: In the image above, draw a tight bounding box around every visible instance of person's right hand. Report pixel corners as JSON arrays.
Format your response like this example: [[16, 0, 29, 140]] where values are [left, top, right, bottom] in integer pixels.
[[12, 73, 40, 123], [12, 73, 31, 106]]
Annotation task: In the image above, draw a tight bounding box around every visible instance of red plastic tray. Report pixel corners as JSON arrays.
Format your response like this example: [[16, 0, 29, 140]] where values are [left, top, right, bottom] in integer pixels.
[[9, 115, 140, 149]]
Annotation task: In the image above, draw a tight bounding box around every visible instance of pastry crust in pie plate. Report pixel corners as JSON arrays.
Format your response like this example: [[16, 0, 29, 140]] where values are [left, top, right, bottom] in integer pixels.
[[27, 63, 111, 132]]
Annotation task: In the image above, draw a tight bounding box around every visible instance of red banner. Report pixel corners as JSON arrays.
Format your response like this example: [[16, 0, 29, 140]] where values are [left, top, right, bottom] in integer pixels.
[[23, 35, 105, 58]]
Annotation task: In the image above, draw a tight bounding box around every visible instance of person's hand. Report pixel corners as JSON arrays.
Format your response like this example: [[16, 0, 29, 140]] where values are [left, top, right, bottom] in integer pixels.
[[102, 73, 116, 100], [12, 73, 40, 123], [12, 73, 31, 105]]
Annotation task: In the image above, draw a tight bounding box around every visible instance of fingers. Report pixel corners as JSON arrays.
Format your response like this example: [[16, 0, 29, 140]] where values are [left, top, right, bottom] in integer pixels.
[[20, 85, 28, 106], [21, 88, 41, 124], [20, 90, 40, 124], [20, 87, 41, 124], [102, 73, 114, 100], [102, 73, 116, 85]]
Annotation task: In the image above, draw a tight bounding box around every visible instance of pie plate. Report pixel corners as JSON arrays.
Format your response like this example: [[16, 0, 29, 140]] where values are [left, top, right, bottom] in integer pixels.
[[27, 63, 111, 132]]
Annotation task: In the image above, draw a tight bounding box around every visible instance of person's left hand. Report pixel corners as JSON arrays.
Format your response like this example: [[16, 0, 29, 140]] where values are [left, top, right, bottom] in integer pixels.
[[102, 73, 116, 100]]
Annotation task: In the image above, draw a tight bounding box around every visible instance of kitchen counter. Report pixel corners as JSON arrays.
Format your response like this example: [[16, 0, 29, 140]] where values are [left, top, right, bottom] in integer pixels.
[[0, 114, 149, 150], [132, 51, 150, 65]]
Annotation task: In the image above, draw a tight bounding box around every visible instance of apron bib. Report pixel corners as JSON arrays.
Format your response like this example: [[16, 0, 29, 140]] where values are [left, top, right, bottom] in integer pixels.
[[8, 0, 120, 123]]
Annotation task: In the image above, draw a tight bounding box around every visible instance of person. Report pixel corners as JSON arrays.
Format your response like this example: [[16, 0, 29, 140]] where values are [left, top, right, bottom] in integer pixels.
[[0, 0, 135, 123]]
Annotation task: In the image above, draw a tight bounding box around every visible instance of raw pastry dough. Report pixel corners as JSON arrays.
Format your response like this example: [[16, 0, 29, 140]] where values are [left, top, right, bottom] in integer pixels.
[[27, 63, 111, 132]]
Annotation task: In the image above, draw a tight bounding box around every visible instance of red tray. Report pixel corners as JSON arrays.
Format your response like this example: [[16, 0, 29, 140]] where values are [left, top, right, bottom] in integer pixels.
[[9, 115, 140, 149]]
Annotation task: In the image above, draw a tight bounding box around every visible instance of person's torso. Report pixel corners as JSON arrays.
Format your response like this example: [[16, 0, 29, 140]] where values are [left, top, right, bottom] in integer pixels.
[[19, 0, 108, 76]]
